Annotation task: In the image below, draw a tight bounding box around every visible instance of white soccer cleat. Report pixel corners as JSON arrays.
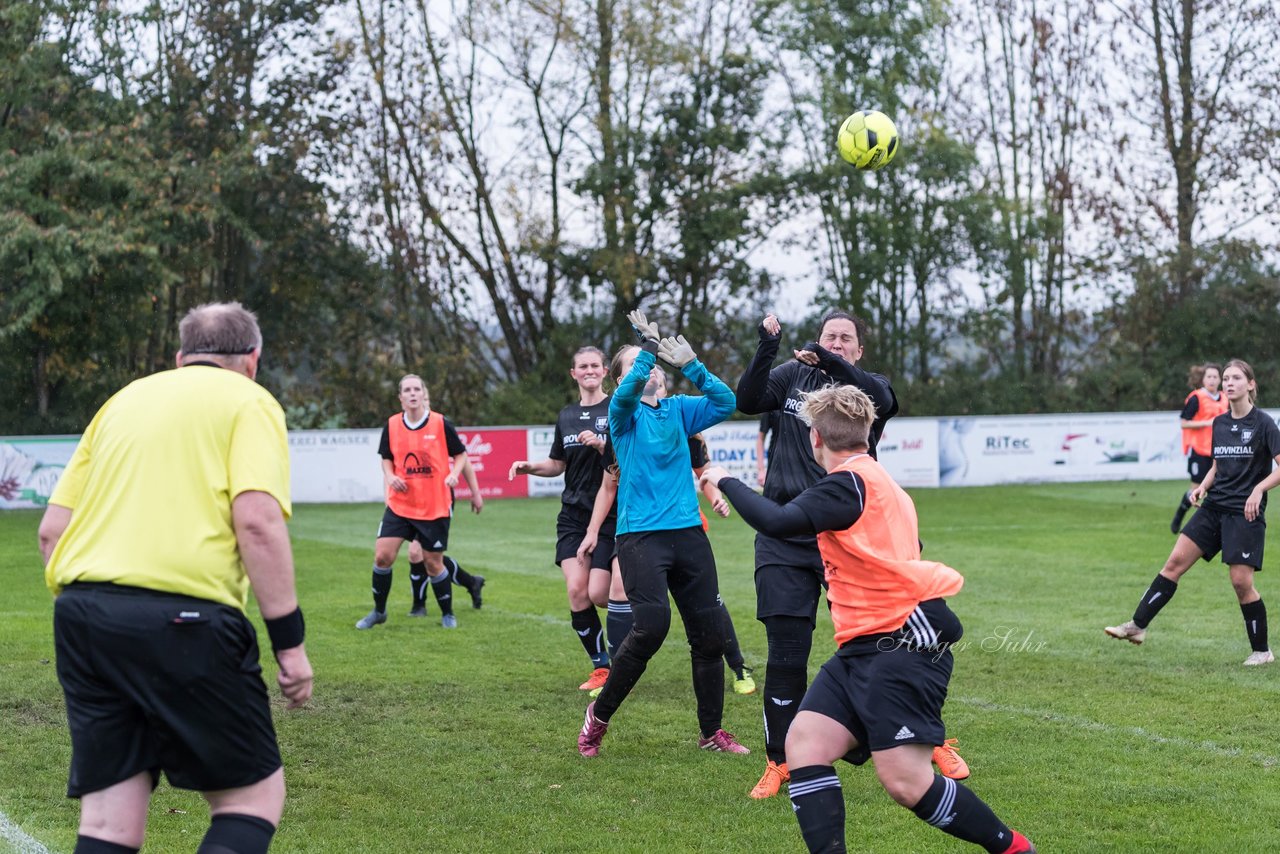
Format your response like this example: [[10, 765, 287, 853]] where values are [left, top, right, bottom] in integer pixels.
[[1243, 650, 1275, 666], [1104, 620, 1146, 645]]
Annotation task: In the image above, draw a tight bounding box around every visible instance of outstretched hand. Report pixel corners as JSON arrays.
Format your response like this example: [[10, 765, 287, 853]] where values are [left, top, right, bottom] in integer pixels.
[[658, 335, 696, 368], [699, 465, 732, 489], [760, 314, 781, 338], [627, 309, 660, 343]]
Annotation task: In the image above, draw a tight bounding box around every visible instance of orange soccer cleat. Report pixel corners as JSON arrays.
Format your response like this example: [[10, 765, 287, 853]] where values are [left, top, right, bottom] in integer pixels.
[[578, 667, 610, 692], [748, 760, 790, 799], [931, 738, 970, 780]]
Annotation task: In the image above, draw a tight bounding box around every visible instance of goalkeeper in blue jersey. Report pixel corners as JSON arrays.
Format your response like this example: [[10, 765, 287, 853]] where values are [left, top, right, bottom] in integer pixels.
[[577, 310, 750, 757]]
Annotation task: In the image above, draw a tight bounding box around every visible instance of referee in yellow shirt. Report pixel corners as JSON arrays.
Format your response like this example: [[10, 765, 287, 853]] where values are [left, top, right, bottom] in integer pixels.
[[37, 302, 312, 854]]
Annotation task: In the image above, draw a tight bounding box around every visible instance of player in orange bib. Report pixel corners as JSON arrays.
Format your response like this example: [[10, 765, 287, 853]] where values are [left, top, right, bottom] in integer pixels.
[[356, 374, 471, 630], [1172, 363, 1228, 533], [703, 385, 1034, 854]]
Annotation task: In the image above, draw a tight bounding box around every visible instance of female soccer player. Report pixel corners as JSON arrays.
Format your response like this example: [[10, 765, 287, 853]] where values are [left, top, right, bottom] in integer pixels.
[[356, 374, 470, 630], [734, 311, 968, 797], [1171, 363, 1227, 533], [508, 346, 616, 692], [577, 372, 755, 695], [577, 311, 748, 757], [703, 384, 1034, 854], [1108, 359, 1280, 665]]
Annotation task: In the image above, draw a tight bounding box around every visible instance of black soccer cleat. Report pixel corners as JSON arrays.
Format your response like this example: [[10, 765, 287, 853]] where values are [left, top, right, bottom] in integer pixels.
[[469, 575, 485, 609]]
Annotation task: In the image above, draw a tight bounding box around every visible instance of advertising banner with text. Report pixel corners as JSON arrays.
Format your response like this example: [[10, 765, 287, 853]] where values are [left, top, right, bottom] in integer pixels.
[[454, 428, 530, 500], [937, 411, 1208, 486], [876, 417, 941, 488], [9, 410, 1279, 509]]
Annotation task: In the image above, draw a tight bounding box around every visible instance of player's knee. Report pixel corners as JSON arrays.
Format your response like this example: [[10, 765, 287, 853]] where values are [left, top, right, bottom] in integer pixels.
[[566, 579, 592, 609], [626, 604, 670, 657], [587, 590, 608, 609], [877, 765, 932, 808], [421, 552, 444, 574], [689, 608, 725, 660], [784, 721, 824, 767], [765, 616, 813, 667]]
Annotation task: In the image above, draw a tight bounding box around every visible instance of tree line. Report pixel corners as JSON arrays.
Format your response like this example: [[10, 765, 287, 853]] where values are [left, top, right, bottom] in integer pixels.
[[3, 0, 1278, 434]]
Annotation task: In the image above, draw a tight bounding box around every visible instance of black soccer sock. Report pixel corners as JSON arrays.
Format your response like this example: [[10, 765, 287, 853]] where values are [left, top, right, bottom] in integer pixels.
[[571, 607, 609, 668], [428, 571, 453, 616], [1242, 599, 1269, 652], [443, 554, 477, 589], [910, 774, 1015, 853], [1132, 573, 1178, 629], [196, 813, 276, 854], [409, 561, 428, 610], [74, 837, 138, 854], [788, 765, 846, 853], [763, 615, 814, 763], [606, 600, 633, 658], [718, 596, 746, 675], [371, 565, 393, 613], [1171, 492, 1193, 531]]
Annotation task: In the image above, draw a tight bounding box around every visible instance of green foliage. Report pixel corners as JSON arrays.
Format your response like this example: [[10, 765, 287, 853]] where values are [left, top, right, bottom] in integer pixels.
[[0, 0, 381, 433], [1075, 240, 1280, 412]]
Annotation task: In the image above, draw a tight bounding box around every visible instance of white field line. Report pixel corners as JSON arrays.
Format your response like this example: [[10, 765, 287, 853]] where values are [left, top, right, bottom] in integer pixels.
[[0, 812, 53, 854], [954, 696, 1280, 766]]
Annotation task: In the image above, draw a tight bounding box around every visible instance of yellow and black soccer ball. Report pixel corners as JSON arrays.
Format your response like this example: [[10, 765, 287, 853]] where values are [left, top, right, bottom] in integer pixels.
[[837, 110, 899, 170]]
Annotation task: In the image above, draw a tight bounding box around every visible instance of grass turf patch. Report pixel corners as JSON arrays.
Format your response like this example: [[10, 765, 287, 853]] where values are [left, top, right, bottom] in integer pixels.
[[3, 481, 1278, 852]]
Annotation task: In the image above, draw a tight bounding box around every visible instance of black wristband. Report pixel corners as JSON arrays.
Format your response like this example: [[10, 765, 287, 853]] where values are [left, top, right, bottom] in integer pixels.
[[265, 607, 305, 652]]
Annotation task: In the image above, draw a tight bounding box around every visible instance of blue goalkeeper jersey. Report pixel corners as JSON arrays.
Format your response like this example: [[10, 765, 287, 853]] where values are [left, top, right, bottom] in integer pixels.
[[609, 346, 737, 535]]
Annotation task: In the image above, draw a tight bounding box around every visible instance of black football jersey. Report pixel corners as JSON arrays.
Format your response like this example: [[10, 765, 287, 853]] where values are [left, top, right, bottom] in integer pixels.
[[549, 398, 611, 513], [1204, 407, 1280, 515], [737, 336, 897, 505]]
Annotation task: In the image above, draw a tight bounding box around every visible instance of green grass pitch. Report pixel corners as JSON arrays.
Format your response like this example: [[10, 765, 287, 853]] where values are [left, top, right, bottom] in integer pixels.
[[3, 481, 1279, 852]]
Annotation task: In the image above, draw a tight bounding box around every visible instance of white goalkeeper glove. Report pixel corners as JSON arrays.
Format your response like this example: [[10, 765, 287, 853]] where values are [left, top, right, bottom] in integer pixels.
[[658, 335, 696, 368], [627, 309, 660, 343]]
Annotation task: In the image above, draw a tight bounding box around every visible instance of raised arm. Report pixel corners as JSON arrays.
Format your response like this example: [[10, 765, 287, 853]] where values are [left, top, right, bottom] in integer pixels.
[[610, 343, 659, 436], [736, 315, 786, 414], [801, 341, 898, 418], [657, 335, 736, 434]]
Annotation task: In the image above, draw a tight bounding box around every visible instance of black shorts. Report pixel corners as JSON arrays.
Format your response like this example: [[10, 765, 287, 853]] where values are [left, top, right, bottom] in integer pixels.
[[554, 506, 615, 571], [1182, 505, 1267, 569], [754, 533, 825, 622], [1187, 451, 1213, 484], [615, 526, 720, 614], [54, 583, 281, 797], [378, 506, 450, 551], [799, 640, 954, 765]]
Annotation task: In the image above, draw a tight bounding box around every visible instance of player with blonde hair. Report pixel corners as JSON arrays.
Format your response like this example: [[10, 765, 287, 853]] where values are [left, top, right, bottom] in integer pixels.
[[703, 384, 1034, 853]]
